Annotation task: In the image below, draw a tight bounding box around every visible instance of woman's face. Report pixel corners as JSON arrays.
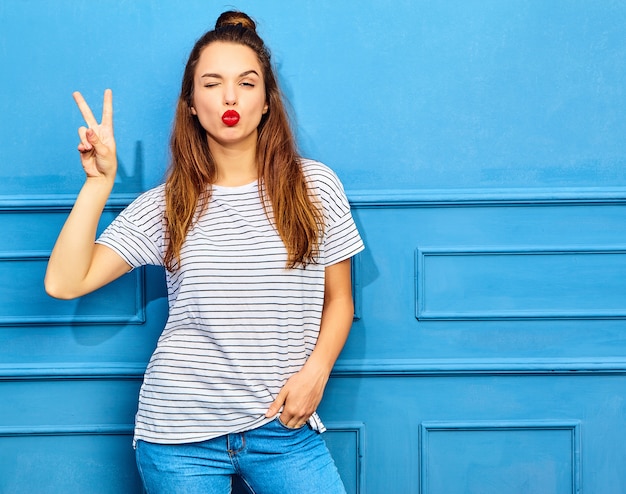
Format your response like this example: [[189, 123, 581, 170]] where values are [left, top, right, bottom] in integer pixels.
[[191, 42, 268, 150]]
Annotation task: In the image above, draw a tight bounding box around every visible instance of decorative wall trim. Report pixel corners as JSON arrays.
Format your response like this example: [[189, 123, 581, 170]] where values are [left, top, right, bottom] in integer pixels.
[[4, 358, 626, 380], [415, 246, 626, 320], [0, 423, 362, 490], [2, 187, 626, 212], [348, 186, 626, 207], [419, 420, 581, 494], [0, 424, 134, 437], [351, 254, 362, 321], [0, 363, 147, 380], [323, 422, 365, 494], [0, 251, 146, 326], [332, 357, 626, 377], [0, 194, 138, 211]]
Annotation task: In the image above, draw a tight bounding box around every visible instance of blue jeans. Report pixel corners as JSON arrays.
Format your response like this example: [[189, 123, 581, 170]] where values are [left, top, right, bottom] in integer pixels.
[[135, 418, 347, 494]]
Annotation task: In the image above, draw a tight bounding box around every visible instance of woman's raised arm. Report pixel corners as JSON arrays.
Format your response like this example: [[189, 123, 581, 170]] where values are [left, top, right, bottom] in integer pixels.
[[45, 90, 131, 300]]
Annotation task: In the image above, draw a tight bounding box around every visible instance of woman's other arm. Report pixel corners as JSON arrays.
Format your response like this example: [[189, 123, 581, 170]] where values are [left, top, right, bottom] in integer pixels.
[[266, 258, 354, 428]]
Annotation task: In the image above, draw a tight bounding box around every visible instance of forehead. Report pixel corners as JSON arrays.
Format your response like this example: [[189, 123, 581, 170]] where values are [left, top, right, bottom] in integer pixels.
[[196, 41, 263, 76]]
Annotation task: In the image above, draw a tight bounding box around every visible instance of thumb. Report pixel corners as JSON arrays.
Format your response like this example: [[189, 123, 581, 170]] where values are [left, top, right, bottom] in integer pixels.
[[266, 389, 287, 418]]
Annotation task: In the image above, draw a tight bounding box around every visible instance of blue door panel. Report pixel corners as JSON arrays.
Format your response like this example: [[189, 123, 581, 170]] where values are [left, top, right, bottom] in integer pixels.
[[0, 433, 141, 494], [6, 372, 626, 493], [318, 374, 626, 493], [3, 192, 626, 493]]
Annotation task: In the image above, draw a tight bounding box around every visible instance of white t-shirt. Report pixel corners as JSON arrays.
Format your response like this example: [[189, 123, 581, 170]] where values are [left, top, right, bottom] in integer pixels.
[[97, 159, 364, 444]]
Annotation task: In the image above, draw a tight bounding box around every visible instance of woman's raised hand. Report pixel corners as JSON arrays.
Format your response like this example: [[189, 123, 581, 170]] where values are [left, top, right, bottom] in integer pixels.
[[73, 89, 117, 180]]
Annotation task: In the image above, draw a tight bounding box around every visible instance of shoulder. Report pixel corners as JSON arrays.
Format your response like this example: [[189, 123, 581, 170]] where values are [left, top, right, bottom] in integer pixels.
[[120, 183, 166, 220], [133, 183, 166, 203], [300, 158, 352, 220], [127, 183, 166, 207], [300, 158, 346, 195]]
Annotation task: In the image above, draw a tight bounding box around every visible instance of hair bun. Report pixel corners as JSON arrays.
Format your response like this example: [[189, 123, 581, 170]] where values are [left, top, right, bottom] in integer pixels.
[[215, 11, 257, 32]]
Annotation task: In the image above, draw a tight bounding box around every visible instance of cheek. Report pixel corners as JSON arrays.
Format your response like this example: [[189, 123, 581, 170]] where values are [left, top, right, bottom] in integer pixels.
[[191, 100, 219, 128]]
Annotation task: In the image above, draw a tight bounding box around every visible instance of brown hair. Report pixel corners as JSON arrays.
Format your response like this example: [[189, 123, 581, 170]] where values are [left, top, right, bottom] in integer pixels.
[[164, 11, 323, 271]]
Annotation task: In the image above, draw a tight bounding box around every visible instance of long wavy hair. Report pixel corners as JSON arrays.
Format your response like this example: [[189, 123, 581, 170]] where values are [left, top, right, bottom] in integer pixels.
[[164, 11, 323, 271]]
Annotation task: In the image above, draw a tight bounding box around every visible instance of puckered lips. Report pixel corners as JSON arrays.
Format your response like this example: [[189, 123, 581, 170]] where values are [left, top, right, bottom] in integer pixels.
[[222, 110, 240, 127]]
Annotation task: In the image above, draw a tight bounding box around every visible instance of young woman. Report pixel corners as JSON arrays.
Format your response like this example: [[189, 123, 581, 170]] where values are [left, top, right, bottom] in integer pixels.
[[45, 11, 363, 494]]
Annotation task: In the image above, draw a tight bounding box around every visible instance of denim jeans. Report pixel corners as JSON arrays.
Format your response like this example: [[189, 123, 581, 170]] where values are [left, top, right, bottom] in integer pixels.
[[135, 418, 347, 494]]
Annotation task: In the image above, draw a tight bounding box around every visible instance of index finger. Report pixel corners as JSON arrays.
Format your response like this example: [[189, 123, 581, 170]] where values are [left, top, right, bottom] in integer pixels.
[[101, 88, 113, 127], [72, 91, 98, 129]]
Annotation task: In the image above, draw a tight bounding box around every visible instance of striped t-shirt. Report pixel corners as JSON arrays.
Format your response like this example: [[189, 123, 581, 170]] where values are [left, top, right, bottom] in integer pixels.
[[96, 159, 364, 445]]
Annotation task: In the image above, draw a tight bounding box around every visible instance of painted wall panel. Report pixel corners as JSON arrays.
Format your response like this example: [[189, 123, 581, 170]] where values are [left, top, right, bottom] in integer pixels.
[[314, 425, 364, 494], [9, 369, 626, 493], [318, 373, 626, 493], [0, 431, 141, 494], [416, 247, 626, 320], [343, 200, 626, 363], [420, 421, 579, 494], [2, 197, 626, 492], [0, 379, 141, 427], [0, 256, 145, 325]]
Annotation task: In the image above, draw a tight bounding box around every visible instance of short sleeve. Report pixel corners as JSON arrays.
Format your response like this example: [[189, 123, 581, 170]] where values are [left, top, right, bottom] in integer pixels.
[[302, 160, 365, 267], [96, 185, 166, 268]]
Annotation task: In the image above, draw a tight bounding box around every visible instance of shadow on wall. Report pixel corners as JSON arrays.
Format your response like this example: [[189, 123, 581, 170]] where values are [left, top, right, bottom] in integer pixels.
[[114, 141, 146, 194]]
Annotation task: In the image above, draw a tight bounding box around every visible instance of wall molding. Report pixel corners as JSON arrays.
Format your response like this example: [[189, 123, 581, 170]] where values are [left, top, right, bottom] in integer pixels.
[[2, 187, 626, 212], [0, 363, 147, 380], [0, 423, 363, 490], [419, 420, 581, 494], [415, 245, 626, 321], [0, 424, 134, 437], [4, 358, 626, 380], [348, 186, 626, 207], [0, 250, 146, 326], [332, 357, 626, 376], [351, 254, 362, 321], [0, 194, 138, 212], [323, 422, 365, 494]]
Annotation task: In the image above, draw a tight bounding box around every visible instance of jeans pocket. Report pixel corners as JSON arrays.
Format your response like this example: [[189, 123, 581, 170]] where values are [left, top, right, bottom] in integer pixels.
[[276, 415, 307, 431]]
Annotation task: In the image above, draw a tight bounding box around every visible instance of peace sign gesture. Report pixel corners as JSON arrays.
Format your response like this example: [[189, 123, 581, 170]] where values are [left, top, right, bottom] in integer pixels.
[[73, 89, 117, 181]]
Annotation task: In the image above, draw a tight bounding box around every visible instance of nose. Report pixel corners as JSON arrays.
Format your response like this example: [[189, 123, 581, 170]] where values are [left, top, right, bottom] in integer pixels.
[[224, 83, 237, 106]]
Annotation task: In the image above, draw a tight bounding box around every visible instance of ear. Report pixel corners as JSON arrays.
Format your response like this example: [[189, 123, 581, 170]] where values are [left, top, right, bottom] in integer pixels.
[[262, 103, 269, 114], [190, 106, 197, 115]]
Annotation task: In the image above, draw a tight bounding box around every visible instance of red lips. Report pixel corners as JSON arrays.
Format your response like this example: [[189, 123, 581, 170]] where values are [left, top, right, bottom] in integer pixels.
[[222, 110, 240, 127]]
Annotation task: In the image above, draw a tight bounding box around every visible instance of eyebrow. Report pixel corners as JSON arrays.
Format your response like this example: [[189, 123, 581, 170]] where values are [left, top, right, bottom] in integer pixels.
[[200, 70, 260, 79]]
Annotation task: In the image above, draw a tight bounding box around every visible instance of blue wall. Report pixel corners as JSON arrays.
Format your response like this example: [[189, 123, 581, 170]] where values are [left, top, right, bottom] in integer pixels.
[[1, 1, 626, 492]]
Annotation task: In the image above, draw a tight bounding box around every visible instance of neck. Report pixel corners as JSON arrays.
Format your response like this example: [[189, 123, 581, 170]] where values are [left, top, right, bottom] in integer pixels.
[[209, 137, 258, 187]]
